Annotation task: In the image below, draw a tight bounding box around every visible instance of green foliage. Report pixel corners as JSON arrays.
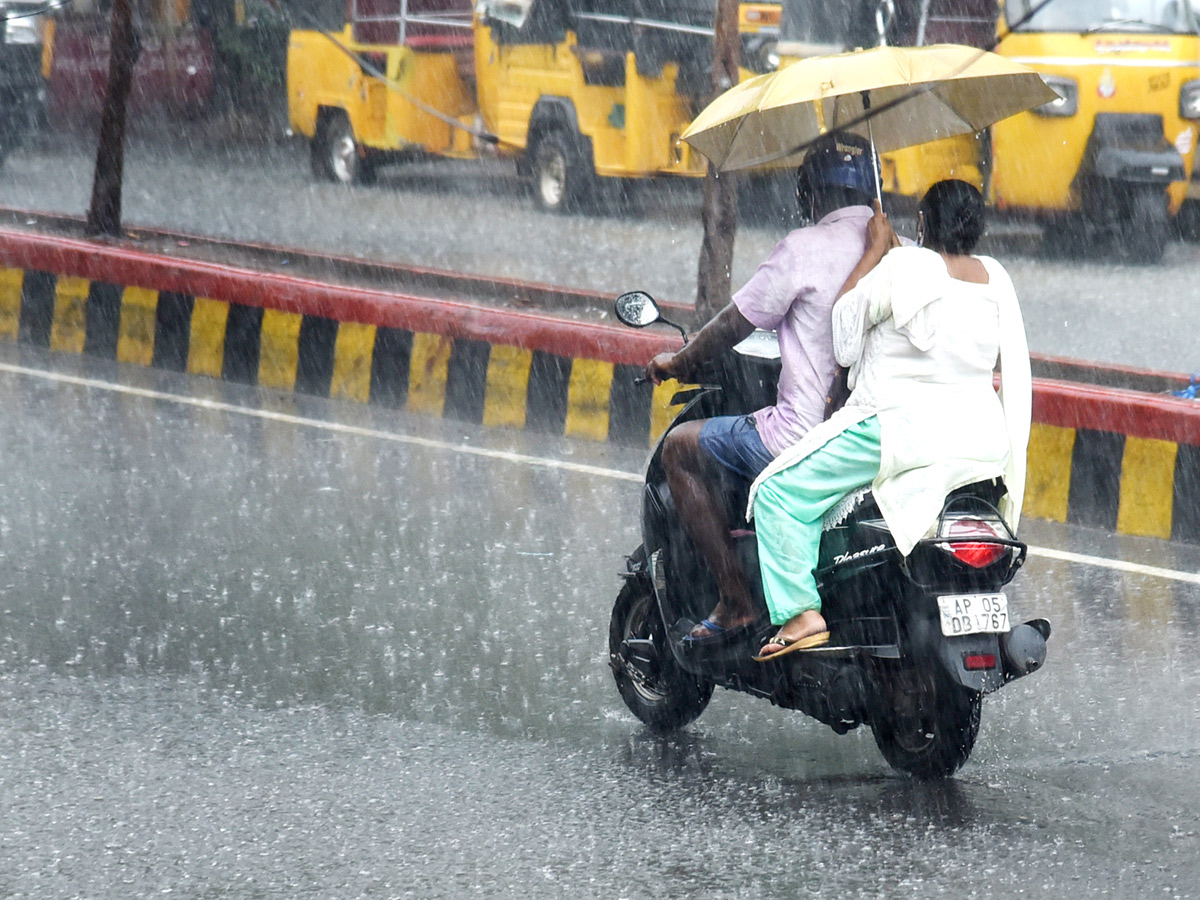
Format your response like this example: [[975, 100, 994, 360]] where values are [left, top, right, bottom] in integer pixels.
[[214, 0, 290, 102]]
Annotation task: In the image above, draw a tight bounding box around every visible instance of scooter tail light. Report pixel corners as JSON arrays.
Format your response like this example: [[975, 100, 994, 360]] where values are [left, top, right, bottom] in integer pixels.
[[938, 517, 1010, 569], [946, 541, 1009, 569], [963, 653, 997, 670]]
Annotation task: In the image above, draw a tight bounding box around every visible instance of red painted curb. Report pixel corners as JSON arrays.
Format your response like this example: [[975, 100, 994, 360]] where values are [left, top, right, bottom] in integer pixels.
[[0, 227, 682, 366], [0, 207, 698, 319], [1033, 351, 1188, 386], [1034, 378, 1200, 445]]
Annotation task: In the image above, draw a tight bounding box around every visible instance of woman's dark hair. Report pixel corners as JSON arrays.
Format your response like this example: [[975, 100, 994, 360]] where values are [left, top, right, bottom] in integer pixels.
[[919, 179, 985, 255]]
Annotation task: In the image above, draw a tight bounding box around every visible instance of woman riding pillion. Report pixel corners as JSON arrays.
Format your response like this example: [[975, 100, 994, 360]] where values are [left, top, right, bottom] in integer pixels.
[[644, 134, 880, 646], [750, 180, 1033, 661]]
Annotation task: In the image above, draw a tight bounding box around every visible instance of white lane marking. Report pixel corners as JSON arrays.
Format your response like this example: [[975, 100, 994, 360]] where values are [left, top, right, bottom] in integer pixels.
[[4, 360, 1199, 585], [0, 361, 643, 484], [1027, 546, 1200, 586]]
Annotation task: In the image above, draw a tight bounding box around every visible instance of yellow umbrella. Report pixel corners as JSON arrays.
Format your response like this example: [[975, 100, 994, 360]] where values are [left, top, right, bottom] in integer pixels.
[[682, 43, 1059, 172]]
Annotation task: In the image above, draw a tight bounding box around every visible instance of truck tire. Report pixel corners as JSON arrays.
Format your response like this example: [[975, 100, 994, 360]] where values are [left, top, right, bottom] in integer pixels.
[[312, 111, 376, 186], [528, 128, 593, 213]]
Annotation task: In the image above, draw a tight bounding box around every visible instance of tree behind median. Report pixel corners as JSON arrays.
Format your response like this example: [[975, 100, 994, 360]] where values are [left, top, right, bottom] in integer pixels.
[[695, 0, 739, 323], [85, 0, 138, 237]]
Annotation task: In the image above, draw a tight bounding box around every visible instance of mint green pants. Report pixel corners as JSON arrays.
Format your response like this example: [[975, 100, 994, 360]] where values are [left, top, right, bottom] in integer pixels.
[[754, 417, 882, 625]]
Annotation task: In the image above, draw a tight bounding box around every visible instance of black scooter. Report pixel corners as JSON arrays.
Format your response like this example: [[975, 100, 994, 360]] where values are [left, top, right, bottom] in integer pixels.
[[608, 291, 1050, 778]]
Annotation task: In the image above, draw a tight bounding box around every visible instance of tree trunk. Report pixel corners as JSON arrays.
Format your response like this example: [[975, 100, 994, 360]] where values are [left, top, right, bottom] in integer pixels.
[[695, 0, 740, 322], [85, 0, 138, 237]]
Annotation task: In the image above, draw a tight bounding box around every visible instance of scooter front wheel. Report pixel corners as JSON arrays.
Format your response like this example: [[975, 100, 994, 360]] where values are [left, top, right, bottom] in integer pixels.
[[609, 576, 713, 732]]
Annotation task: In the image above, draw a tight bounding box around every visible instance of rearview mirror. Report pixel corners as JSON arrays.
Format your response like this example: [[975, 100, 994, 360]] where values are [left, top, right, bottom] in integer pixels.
[[614, 291, 661, 328], [614, 290, 689, 343]]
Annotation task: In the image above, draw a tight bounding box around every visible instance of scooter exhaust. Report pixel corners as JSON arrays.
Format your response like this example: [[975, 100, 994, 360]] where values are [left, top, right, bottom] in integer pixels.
[[999, 619, 1050, 681]]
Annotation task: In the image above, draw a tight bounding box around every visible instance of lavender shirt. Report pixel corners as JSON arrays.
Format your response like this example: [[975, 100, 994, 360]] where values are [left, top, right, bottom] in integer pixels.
[[733, 206, 872, 457]]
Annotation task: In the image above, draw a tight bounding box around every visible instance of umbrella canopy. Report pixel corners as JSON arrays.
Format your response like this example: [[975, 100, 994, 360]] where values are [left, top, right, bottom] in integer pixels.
[[681, 43, 1059, 171]]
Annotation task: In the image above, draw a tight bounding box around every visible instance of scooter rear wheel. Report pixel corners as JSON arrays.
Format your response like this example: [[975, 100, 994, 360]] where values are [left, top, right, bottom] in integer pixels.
[[871, 666, 981, 779], [609, 576, 713, 732]]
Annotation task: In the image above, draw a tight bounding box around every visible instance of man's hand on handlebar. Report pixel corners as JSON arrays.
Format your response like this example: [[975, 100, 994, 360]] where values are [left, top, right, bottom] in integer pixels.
[[646, 351, 683, 386], [643, 303, 753, 386]]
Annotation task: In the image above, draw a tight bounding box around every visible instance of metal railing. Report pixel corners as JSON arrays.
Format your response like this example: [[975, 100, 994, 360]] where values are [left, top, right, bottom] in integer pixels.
[[349, 0, 473, 45]]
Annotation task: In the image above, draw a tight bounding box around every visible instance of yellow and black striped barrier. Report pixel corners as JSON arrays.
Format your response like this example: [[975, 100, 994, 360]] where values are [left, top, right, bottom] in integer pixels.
[[0, 236, 685, 449], [3, 227, 1200, 545], [1023, 387, 1200, 543]]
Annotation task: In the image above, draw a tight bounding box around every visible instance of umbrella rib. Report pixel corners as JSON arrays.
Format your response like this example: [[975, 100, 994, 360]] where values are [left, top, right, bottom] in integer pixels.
[[719, 112, 760, 169]]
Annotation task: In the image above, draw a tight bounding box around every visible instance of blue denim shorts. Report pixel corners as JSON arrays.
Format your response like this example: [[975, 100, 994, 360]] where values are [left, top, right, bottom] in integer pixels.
[[698, 414, 775, 483]]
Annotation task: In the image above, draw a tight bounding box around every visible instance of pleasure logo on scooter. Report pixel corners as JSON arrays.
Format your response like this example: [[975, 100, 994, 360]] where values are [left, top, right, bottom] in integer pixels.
[[833, 544, 887, 566]]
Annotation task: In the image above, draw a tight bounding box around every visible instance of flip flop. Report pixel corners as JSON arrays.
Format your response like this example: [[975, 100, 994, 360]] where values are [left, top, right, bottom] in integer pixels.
[[752, 630, 831, 662], [680, 618, 757, 648]]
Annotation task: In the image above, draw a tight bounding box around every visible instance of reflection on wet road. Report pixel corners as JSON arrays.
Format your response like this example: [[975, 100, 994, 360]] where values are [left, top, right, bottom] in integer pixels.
[[1, 346, 1199, 899]]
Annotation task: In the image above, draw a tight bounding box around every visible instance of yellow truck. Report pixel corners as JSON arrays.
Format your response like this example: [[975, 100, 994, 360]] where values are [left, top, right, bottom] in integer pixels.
[[775, 0, 1200, 262], [288, 0, 768, 211]]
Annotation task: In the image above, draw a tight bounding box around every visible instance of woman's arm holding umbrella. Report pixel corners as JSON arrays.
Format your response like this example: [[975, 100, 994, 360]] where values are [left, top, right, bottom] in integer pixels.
[[829, 200, 899, 386]]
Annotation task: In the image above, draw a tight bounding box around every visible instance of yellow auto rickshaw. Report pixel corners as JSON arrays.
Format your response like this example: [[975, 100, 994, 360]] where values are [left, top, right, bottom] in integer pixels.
[[776, 0, 1200, 262], [288, 0, 773, 210]]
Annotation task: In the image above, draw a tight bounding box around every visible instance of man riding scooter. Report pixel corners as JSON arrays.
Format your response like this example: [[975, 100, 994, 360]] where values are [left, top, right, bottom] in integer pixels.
[[644, 133, 879, 646]]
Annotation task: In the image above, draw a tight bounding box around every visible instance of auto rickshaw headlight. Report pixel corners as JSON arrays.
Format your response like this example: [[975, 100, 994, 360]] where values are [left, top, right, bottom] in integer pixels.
[[1181, 80, 1200, 120], [1035, 75, 1078, 117]]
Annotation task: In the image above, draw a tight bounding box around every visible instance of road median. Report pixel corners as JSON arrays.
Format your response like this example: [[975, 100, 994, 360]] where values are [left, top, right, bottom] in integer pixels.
[[1, 211, 1197, 543]]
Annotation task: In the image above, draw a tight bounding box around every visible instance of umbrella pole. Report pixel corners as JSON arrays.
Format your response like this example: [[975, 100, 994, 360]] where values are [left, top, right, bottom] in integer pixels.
[[863, 90, 883, 206], [869, 122, 882, 205]]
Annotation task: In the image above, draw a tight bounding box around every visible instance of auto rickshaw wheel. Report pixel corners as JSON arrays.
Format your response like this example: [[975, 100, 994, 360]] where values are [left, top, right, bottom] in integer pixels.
[[1123, 186, 1168, 264], [1039, 215, 1087, 259], [313, 111, 376, 186], [530, 129, 592, 213], [1175, 198, 1200, 243]]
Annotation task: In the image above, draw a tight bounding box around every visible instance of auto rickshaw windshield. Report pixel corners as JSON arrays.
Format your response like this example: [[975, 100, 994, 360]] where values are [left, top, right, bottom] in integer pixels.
[[1007, 0, 1199, 33], [779, 0, 880, 53], [482, 0, 533, 28]]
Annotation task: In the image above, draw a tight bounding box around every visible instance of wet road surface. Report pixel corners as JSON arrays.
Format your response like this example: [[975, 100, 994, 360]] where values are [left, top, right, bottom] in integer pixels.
[[1, 345, 1199, 898], [0, 127, 1198, 374]]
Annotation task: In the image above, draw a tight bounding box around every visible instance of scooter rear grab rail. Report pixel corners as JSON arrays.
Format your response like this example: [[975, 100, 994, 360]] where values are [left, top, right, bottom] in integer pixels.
[[901, 491, 1028, 589]]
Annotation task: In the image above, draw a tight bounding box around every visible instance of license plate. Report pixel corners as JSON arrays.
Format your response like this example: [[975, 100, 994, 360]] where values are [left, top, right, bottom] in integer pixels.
[[937, 593, 1009, 636]]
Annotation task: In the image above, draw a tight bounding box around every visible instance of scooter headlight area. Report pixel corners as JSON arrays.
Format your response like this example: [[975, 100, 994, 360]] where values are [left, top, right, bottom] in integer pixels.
[[1181, 79, 1200, 121]]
